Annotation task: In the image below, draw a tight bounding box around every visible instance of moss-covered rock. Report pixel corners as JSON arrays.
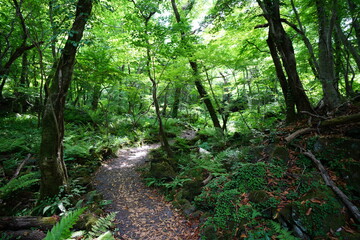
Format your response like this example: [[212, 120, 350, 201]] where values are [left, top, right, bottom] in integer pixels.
[[149, 161, 176, 179], [270, 145, 290, 165], [279, 187, 346, 238]]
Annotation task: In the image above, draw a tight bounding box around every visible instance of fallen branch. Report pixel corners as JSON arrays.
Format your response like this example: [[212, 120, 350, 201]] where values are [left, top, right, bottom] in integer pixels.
[[0, 216, 57, 231], [320, 113, 360, 127], [11, 153, 31, 180], [285, 128, 315, 142], [303, 151, 360, 223], [300, 111, 329, 120], [202, 173, 213, 185]]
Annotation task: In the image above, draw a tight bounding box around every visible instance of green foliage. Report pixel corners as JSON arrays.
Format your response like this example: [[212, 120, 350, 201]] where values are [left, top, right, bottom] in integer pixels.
[[244, 221, 299, 240], [0, 172, 40, 199], [197, 128, 228, 150], [295, 190, 343, 237], [195, 175, 229, 209], [44, 208, 85, 240], [33, 179, 86, 216], [0, 114, 40, 154], [87, 212, 116, 239], [231, 162, 267, 191]]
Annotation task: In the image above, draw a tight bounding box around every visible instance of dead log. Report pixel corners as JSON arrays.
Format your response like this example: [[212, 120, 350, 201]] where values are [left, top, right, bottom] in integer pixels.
[[285, 128, 315, 142], [0, 216, 57, 231], [303, 151, 360, 223], [320, 113, 360, 127], [1, 229, 46, 240]]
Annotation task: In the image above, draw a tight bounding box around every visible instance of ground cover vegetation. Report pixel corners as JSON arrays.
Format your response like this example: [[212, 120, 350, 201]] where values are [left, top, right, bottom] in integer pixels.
[[0, 0, 360, 239]]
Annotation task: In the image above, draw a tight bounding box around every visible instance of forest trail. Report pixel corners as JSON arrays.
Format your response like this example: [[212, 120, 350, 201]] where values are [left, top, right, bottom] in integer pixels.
[[93, 143, 199, 240]]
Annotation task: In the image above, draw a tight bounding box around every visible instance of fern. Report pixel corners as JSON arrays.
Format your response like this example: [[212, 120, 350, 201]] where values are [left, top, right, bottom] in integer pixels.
[[87, 212, 117, 239], [44, 208, 85, 240], [0, 172, 40, 199], [270, 221, 299, 240]]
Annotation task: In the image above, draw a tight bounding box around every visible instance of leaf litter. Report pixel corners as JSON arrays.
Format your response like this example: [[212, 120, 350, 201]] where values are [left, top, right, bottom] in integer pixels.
[[93, 144, 199, 240]]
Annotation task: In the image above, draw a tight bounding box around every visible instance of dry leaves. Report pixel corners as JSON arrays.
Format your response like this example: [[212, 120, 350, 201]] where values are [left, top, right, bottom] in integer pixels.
[[94, 144, 199, 240]]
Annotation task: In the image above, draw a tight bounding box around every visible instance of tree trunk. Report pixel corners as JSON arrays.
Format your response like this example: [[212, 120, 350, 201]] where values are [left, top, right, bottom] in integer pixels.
[[315, 0, 341, 110], [171, 86, 181, 118], [290, 0, 320, 78], [190, 61, 222, 129], [0, 216, 57, 230], [171, 0, 222, 130], [335, 23, 360, 71], [346, 0, 360, 50], [91, 84, 101, 110], [39, 0, 92, 199], [266, 34, 296, 122], [257, 0, 313, 114], [16, 51, 29, 113]]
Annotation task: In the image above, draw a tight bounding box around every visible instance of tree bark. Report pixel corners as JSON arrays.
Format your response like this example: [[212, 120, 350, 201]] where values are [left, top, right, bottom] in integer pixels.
[[0, 216, 57, 230], [335, 23, 360, 71], [39, 0, 92, 199], [171, 0, 222, 130], [190, 61, 222, 129], [257, 0, 313, 115], [171, 86, 181, 118], [266, 34, 296, 122], [1, 230, 46, 240], [315, 0, 341, 110], [346, 0, 360, 50], [290, 0, 320, 78]]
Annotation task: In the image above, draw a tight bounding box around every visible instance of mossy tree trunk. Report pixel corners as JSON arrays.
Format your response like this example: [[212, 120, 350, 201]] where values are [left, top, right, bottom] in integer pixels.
[[315, 0, 341, 110], [39, 0, 93, 199]]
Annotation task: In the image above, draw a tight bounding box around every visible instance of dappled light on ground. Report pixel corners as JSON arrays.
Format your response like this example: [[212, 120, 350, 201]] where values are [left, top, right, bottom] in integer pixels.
[[94, 144, 198, 240]]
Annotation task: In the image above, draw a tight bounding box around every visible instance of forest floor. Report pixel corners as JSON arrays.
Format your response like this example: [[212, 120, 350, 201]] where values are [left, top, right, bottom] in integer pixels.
[[93, 143, 199, 240]]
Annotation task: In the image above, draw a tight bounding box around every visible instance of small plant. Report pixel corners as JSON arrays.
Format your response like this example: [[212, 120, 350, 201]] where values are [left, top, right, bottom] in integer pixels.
[[44, 208, 86, 240], [0, 172, 40, 199], [87, 212, 117, 239]]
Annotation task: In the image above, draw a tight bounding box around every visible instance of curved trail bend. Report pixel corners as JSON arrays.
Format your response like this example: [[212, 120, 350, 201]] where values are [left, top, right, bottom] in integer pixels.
[[94, 144, 198, 240]]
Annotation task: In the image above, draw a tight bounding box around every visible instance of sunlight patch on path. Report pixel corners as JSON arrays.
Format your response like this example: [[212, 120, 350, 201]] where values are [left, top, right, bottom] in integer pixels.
[[93, 143, 198, 240]]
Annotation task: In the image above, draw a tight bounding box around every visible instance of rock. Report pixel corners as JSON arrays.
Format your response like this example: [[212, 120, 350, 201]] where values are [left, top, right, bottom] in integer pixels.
[[270, 145, 290, 165], [150, 161, 176, 179], [312, 137, 360, 160], [189, 210, 202, 219], [278, 188, 346, 238], [343, 162, 360, 198], [345, 127, 360, 139]]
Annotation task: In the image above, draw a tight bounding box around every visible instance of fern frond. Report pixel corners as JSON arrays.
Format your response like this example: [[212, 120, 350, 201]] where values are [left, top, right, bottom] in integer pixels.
[[44, 208, 85, 240], [88, 212, 116, 238], [270, 221, 299, 240], [0, 172, 40, 198]]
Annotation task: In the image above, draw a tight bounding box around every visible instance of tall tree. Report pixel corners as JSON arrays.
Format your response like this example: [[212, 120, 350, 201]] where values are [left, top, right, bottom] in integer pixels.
[[315, 0, 341, 110], [39, 0, 93, 199], [256, 0, 313, 117], [171, 0, 222, 130]]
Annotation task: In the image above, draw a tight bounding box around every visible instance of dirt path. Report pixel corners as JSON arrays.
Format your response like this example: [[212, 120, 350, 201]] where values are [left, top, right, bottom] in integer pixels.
[[93, 144, 199, 240]]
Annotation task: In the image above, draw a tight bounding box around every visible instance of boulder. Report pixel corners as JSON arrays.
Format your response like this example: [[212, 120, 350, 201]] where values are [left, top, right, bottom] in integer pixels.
[[149, 161, 176, 179]]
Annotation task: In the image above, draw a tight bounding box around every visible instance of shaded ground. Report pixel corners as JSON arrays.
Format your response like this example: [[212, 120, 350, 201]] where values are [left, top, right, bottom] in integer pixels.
[[93, 143, 199, 240]]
